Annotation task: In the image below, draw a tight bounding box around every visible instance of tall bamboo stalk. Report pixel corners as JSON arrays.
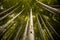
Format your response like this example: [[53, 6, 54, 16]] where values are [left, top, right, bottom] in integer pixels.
[[22, 21, 28, 40], [0, 5, 20, 21], [42, 15, 60, 38], [36, 0, 60, 16], [28, 8, 34, 40], [0, 9, 24, 30], [0, 3, 19, 15], [39, 14, 54, 40], [37, 16, 45, 40]]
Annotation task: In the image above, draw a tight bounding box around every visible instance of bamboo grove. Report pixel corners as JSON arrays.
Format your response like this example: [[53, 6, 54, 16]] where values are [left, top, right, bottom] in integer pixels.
[[0, 0, 60, 40]]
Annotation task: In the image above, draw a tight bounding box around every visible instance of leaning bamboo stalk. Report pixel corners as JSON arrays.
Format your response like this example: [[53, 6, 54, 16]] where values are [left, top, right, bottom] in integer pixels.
[[0, 3, 19, 15], [28, 8, 34, 40], [0, 22, 14, 38], [36, 0, 60, 16], [0, 9, 24, 30], [42, 15, 60, 38], [19, 26, 26, 40], [1, 23, 17, 40], [14, 26, 23, 40], [43, 7, 56, 15], [50, 5, 60, 8], [22, 21, 28, 40], [0, 5, 20, 21], [37, 16, 45, 40], [7, 23, 22, 40], [39, 14, 54, 40], [4, 23, 17, 40]]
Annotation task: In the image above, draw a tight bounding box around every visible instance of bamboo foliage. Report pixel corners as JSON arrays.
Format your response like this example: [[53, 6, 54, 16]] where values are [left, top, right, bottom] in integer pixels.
[[0, 0, 60, 40]]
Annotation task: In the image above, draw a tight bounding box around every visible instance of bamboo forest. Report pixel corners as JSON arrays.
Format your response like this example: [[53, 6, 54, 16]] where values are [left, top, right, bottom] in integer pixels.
[[0, 0, 60, 40]]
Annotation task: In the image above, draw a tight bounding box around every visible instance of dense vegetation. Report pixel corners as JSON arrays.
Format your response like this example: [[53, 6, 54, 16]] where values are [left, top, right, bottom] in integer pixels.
[[0, 0, 60, 40]]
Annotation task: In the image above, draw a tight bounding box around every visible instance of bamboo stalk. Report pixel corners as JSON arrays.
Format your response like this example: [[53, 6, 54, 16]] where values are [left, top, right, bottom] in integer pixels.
[[0, 22, 14, 38], [22, 21, 28, 40], [1, 23, 17, 40], [36, 0, 60, 16], [39, 14, 54, 40], [28, 8, 34, 40], [14, 26, 23, 40], [37, 16, 45, 40], [0, 3, 18, 15], [0, 5, 20, 21], [0, 9, 24, 30], [42, 15, 60, 38]]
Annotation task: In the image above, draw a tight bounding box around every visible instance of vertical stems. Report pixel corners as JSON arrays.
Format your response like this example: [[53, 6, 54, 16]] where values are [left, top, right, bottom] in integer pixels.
[[22, 21, 28, 40], [28, 8, 34, 40], [14, 26, 22, 40], [37, 16, 45, 40]]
